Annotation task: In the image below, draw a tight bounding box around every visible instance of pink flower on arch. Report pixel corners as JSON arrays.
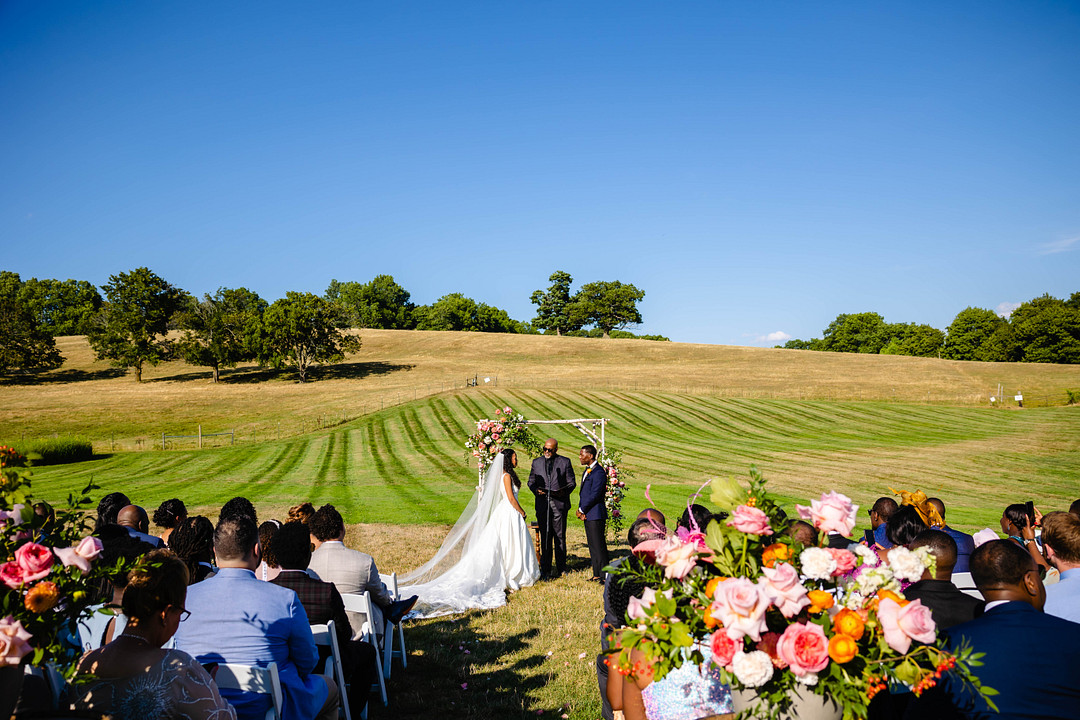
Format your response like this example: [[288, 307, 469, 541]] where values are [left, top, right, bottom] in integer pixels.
[[760, 562, 810, 618]]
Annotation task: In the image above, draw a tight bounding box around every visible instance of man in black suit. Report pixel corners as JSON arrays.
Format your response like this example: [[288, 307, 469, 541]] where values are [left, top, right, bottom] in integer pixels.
[[528, 438, 576, 579], [905, 540, 1080, 719], [903, 530, 983, 630], [576, 444, 609, 582]]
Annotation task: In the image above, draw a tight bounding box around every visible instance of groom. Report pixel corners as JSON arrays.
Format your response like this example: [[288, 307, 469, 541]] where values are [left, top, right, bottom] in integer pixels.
[[576, 444, 609, 583], [529, 438, 575, 579]]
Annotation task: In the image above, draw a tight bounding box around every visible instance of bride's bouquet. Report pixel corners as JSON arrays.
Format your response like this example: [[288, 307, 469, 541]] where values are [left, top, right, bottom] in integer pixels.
[[611, 468, 996, 720]]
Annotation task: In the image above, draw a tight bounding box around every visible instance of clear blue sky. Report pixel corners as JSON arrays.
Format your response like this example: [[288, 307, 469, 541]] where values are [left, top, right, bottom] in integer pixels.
[[2, 2, 1077, 344]]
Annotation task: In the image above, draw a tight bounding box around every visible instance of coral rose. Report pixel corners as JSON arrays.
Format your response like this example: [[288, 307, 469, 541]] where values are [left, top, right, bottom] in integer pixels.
[[728, 505, 773, 536], [0, 562, 24, 590], [762, 543, 790, 568], [14, 542, 53, 583], [796, 492, 858, 536], [833, 608, 865, 641], [776, 622, 830, 677], [0, 615, 32, 666], [878, 598, 936, 654], [827, 548, 857, 576], [711, 578, 770, 641], [807, 590, 834, 614], [710, 629, 739, 668], [828, 633, 858, 664], [761, 562, 810, 618]]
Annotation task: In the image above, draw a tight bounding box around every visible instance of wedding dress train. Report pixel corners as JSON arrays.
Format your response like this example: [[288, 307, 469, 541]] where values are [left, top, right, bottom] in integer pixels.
[[399, 454, 540, 618]]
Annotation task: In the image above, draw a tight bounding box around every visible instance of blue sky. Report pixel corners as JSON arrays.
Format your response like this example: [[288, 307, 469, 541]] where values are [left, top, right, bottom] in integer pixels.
[[2, 2, 1077, 345]]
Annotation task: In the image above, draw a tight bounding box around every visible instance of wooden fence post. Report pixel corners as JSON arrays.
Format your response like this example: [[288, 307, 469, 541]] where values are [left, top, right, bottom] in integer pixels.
[[198, 424, 202, 449]]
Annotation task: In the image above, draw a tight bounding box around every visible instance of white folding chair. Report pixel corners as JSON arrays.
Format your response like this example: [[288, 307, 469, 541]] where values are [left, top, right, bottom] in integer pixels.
[[951, 571, 982, 599], [378, 571, 408, 675], [341, 592, 388, 707], [77, 605, 114, 651], [311, 620, 352, 720], [214, 662, 284, 720]]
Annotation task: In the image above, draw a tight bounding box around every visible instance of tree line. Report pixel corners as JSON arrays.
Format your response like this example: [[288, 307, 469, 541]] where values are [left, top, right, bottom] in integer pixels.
[[1, 268, 656, 381], [780, 292, 1080, 364]]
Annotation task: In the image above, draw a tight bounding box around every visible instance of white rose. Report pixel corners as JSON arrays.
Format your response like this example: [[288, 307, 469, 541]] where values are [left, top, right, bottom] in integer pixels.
[[800, 547, 836, 580], [852, 544, 880, 566], [796, 672, 819, 686], [731, 650, 774, 688], [887, 546, 926, 583]]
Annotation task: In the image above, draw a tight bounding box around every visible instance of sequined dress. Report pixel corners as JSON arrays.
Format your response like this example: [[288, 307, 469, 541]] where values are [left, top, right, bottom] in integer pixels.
[[641, 645, 732, 720]]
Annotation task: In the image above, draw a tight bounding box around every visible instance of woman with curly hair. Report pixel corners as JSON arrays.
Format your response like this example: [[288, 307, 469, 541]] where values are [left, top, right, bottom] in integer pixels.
[[287, 502, 315, 525], [69, 549, 236, 720], [168, 516, 216, 584], [153, 498, 187, 545]]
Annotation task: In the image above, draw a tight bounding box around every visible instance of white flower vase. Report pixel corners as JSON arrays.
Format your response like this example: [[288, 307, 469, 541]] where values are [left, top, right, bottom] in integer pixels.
[[731, 687, 842, 720]]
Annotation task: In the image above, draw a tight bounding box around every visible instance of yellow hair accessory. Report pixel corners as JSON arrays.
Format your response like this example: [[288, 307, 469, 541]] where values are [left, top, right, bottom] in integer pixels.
[[888, 487, 944, 528]]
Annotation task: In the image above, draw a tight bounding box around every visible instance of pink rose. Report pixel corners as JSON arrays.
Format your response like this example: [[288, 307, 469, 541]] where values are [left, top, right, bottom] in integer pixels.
[[675, 525, 708, 550], [710, 629, 739, 669], [796, 492, 858, 537], [56, 536, 104, 574], [14, 542, 53, 583], [761, 562, 811, 618], [627, 587, 658, 621], [0, 562, 24, 590], [776, 622, 830, 676], [877, 598, 937, 654], [827, 548, 857, 576], [0, 615, 32, 666], [655, 537, 698, 580], [728, 505, 773, 536], [0, 504, 26, 528], [711, 578, 770, 641]]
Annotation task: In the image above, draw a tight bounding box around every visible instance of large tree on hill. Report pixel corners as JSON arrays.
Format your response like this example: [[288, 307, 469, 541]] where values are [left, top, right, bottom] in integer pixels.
[[176, 287, 267, 381], [0, 271, 63, 375], [942, 307, 1010, 361], [568, 280, 644, 339], [326, 275, 414, 329], [413, 293, 520, 333], [1008, 294, 1080, 364], [260, 292, 361, 382], [87, 267, 185, 382], [17, 277, 103, 336], [879, 323, 946, 357], [819, 312, 889, 354], [530, 271, 580, 336]]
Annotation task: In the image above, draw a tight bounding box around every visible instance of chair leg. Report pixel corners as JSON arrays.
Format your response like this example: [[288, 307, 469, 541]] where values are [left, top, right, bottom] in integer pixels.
[[396, 623, 407, 668], [382, 622, 393, 680], [370, 636, 388, 706]]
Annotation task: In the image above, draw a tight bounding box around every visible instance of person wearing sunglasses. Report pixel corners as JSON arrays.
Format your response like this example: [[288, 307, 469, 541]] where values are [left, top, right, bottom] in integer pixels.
[[528, 438, 576, 579], [69, 548, 236, 719]]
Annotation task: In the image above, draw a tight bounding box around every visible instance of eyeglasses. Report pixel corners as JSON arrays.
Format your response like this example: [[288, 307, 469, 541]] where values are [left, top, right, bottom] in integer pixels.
[[542, 447, 555, 453], [174, 606, 191, 622]]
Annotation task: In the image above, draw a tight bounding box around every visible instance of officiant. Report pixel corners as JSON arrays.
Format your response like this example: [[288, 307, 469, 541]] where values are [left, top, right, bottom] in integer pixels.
[[528, 438, 576, 579]]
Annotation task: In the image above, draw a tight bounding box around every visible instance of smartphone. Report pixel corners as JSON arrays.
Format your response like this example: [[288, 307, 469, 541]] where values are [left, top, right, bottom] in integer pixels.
[[1025, 501, 1035, 527]]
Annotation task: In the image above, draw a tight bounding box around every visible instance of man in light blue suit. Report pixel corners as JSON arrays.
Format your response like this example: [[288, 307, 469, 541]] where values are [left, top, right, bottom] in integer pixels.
[[173, 516, 339, 720]]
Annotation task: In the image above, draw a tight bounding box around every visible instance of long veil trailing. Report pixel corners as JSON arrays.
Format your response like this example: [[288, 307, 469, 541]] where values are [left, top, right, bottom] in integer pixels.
[[398, 455, 514, 618]]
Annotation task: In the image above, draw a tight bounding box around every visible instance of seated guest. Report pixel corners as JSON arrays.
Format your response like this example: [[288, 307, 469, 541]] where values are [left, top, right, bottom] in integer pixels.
[[95, 492, 130, 530], [1000, 503, 1049, 573], [905, 540, 1080, 719], [1041, 511, 1080, 624], [789, 519, 818, 548], [904, 530, 983, 629], [173, 516, 338, 720], [169, 516, 216, 584], [307, 504, 416, 639], [1069, 499, 1080, 518], [287, 503, 316, 525], [258, 520, 282, 581], [927, 497, 975, 573], [219, 496, 258, 524], [92, 525, 157, 642], [864, 496, 899, 549], [270, 521, 379, 715], [678, 503, 715, 533], [886, 505, 927, 548], [117, 504, 165, 548], [69, 549, 236, 720], [153, 499, 187, 545]]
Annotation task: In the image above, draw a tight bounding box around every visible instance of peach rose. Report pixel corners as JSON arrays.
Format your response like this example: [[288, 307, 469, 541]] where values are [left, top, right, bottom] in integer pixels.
[[877, 598, 937, 654], [776, 622, 830, 677], [0, 615, 32, 666], [14, 542, 53, 583], [761, 562, 810, 618], [827, 548, 857, 576], [55, 536, 104, 575], [711, 577, 770, 641], [728, 505, 773, 536], [796, 492, 858, 536], [655, 537, 698, 580]]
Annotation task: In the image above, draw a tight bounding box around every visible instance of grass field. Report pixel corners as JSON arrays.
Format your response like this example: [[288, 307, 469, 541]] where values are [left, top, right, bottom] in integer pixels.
[[4, 331, 1080, 719]]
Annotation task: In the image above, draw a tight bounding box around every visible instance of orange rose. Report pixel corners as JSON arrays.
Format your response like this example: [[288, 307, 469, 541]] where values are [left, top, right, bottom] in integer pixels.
[[807, 590, 834, 613], [24, 580, 60, 613], [833, 608, 865, 641], [703, 603, 720, 629], [828, 633, 859, 664], [877, 589, 908, 606], [761, 543, 791, 568], [705, 577, 724, 598]]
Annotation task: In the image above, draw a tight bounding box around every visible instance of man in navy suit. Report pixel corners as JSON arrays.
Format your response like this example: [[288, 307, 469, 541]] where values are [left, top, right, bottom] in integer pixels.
[[906, 540, 1080, 719], [929, 497, 976, 573], [576, 444, 609, 582], [529, 438, 576, 578]]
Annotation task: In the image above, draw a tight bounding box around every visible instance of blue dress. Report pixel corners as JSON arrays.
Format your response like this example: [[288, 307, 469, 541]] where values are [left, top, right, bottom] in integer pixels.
[[641, 645, 732, 720]]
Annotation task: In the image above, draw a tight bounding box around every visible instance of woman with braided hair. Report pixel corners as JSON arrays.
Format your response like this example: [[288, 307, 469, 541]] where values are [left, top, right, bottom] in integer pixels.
[[168, 516, 216, 584]]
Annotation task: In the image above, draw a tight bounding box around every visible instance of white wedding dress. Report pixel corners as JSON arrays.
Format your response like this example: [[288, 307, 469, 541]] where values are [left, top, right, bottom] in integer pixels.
[[399, 455, 540, 618]]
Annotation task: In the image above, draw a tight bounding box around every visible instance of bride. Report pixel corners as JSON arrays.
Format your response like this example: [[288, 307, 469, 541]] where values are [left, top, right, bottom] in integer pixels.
[[399, 448, 541, 617]]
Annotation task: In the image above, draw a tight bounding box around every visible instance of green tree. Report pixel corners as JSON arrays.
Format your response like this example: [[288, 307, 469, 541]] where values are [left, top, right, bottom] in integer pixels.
[[17, 277, 102, 336], [86, 268, 185, 382], [817, 312, 889, 354], [326, 275, 414, 329], [567, 280, 645, 339], [0, 271, 63, 375], [781, 338, 822, 350], [879, 323, 946, 357], [413, 294, 519, 333], [260, 292, 361, 382], [942, 307, 1009, 361], [176, 287, 267, 382], [1008, 294, 1080, 364], [530, 271, 580, 336]]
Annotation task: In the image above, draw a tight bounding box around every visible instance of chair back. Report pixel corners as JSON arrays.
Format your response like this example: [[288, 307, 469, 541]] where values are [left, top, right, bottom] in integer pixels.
[[340, 592, 389, 707], [310, 620, 352, 720], [378, 571, 400, 601], [214, 662, 284, 720], [76, 606, 113, 651], [951, 571, 982, 599]]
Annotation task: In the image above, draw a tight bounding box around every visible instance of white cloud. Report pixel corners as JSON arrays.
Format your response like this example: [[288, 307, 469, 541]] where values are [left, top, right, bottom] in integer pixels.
[[753, 330, 792, 343], [996, 301, 1021, 318], [1037, 236, 1078, 255]]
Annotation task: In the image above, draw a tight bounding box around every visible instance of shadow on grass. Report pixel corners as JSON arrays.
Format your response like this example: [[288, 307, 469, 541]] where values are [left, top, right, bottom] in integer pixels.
[[0, 367, 127, 385], [374, 614, 551, 720], [149, 360, 416, 384]]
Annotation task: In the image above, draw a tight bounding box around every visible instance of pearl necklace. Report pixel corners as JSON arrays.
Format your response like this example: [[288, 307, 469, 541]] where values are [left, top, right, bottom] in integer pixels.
[[118, 632, 154, 646]]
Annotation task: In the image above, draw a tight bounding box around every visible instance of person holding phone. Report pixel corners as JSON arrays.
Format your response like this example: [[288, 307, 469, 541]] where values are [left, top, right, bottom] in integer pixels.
[[1001, 503, 1049, 573]]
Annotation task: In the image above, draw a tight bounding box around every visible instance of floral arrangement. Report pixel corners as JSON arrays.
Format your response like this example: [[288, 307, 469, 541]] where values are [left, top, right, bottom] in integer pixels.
[[596, 445, 630, 538], [612, 468, 995, 720], [0, 446, 118, 675]]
